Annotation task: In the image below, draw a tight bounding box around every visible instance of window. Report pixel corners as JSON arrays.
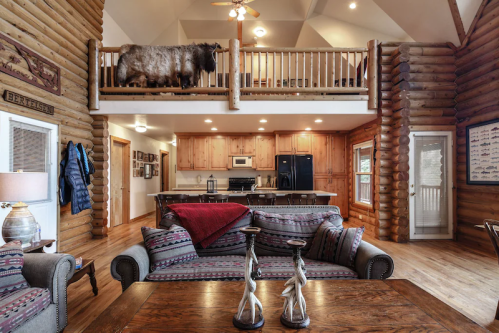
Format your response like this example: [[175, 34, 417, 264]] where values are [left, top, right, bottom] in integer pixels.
[[353, 140, 373, 206]]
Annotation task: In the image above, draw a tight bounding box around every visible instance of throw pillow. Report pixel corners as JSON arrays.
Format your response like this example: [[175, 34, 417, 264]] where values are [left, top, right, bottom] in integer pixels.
[[0, 241, 29, 294], [253, 211, 343, 256], [141, 225, 198, 272], [306, 222, 364, 268]]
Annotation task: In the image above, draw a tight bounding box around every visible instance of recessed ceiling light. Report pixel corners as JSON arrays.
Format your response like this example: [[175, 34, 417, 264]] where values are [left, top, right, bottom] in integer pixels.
[[260, 119, 267, 123], [315, 119, 323, 123], [135, 125, 147, 133], [211, 127, 218, 131], [254, 27, 266, 37], [305, 128, 312, 131], [205, 119, 212, 123], [258, 128, 265, 131], [349, 2, 356, 9]]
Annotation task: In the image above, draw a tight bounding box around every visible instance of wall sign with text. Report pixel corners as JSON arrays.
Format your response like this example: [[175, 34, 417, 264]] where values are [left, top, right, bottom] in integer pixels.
[[466, 118, 499, 185]]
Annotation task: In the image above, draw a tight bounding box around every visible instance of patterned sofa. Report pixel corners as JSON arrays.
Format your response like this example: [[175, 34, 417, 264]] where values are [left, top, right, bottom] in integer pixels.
[[3, 253, 75, 333], [111, 206, 394, 291]]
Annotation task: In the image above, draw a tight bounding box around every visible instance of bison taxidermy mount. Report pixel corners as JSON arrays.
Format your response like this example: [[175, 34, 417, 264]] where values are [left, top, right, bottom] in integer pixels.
[[116, 43, 221, 89]]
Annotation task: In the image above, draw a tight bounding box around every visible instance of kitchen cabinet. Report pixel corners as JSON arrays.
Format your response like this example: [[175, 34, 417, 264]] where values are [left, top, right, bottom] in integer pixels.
[[209, 136, 228, 170], [177, 136, 193, 170], [329, 177, 348, 218], [314, 176, 329, 192], [228, 136, 256, 155], [192, 136, 209, 170], [312, 134, 331, 176], [276, 133, 312, 155], [331, 135, 346, 174], [255, 135, 275, 170]]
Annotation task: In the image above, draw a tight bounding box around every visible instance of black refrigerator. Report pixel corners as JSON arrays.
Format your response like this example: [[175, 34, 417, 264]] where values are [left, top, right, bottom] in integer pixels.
[[276, 155, 314, 190]]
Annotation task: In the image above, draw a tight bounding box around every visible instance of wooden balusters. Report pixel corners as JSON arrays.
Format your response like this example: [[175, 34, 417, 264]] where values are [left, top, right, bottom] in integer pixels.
[[273, 52, 276, 88], [339, 51, 342, 88]]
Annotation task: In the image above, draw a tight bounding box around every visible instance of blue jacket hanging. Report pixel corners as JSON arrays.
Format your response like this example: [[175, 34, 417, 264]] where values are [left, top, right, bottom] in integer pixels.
[[59, 141, 92, 214], [76, 143, 91, 185]]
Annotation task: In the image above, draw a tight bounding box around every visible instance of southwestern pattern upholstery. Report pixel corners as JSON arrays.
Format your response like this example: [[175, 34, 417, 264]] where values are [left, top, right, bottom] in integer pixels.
[[142, 226, 198, 271], [0, 287, 51, 333], [306, 222, 365, 268], [112, 206, 394, 292], [253, 211, 343, 256], [0, 241, 29, 295]]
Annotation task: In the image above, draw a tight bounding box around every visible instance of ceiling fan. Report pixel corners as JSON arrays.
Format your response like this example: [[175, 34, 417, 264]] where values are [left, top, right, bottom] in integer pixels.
[[211, 0, 261, 21]]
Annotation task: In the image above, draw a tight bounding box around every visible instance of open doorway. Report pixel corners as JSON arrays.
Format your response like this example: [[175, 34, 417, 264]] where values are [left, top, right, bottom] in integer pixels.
[[160, 150, 169, 191], [110, 136, 131, 228]]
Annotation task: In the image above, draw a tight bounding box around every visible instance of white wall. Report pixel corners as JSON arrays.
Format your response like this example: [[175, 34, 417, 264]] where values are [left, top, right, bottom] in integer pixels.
[[102, 10, 134, 46], [107, 122, 171, 224]]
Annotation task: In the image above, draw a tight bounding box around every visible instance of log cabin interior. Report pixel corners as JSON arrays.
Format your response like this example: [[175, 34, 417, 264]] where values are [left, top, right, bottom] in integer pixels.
[[0, 0, 498, 332]]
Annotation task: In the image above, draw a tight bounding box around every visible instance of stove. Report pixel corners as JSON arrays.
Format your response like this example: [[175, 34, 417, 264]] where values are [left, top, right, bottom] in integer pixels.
[[228, 177, 256, 191]]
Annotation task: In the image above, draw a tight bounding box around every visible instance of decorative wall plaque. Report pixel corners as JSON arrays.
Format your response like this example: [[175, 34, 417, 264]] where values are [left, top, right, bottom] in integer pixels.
[[0, 33, 61, 95], [3, 90, 54, 115], [466, 118, 499, 185]]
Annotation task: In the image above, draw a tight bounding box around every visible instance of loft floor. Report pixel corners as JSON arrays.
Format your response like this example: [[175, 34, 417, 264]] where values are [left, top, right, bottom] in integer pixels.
[[65, 215, 499, 332]]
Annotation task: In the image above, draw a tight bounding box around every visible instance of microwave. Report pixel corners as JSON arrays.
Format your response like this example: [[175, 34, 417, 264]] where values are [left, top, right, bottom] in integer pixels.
[[232, 156, 253, 168]]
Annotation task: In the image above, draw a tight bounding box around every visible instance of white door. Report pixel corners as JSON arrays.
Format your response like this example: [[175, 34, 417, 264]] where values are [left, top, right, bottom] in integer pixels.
[[409, 131, 453, 240], [0, 111, 58, 252]]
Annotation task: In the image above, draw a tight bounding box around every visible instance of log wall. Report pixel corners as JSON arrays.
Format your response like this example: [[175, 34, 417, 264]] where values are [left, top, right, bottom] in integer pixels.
[[455, 0, 499, 252], [0, 0, 105, 252]]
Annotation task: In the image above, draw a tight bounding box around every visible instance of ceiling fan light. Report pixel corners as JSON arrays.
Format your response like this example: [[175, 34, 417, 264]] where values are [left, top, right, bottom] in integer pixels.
[[254, 27, 266, 37], [238, 6, 246, 14], [229, 9, 237, 17], [349, 2, 357, 9], [237, 12, 245, 21], [135, 125, 147, 133]]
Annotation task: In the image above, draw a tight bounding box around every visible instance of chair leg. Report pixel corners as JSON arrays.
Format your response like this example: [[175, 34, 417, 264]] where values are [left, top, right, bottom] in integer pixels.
[[496, 300, 499, 320]]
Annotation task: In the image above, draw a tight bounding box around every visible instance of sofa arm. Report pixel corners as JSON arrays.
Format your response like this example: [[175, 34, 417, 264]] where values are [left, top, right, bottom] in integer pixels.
[[111, 242, 150, 291], [22, 253, 76, 331], [355, 241, 394, 279]]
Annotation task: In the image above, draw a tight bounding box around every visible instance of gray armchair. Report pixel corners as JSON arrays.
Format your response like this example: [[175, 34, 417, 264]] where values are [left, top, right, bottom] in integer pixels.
[[16, 253, 76, 333]]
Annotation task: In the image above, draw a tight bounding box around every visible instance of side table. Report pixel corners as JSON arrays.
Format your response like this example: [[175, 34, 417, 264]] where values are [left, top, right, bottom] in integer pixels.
[[23, 239, 55, 253], [68, 259, 98, 296]]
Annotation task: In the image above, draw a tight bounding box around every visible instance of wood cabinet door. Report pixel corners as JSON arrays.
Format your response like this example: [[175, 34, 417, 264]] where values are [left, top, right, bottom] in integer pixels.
[[312, 134, 330, 176], [177, 136, 192, 170], [276, 134, 294, 154], [209, 136, 228, 170], [295, 133, 312, 154], [331, 135, 346, 174], [242, 136, 256, 155], [329, 177, 348, 218], [192, 136, 209, 170], [228, 136, 241, 155], [256, 136, 275, 170], [314, 176, 329, 192]]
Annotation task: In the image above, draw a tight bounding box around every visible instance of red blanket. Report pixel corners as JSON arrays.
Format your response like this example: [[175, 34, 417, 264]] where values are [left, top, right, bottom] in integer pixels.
[[167, 203, 250, 248]]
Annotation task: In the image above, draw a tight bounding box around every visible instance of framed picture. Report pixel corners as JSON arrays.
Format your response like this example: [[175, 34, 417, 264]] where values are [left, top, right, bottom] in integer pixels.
[[466, 118, 499, 185], [133, 169, 138, 177], [155, 154, 159, 162], [144, 164, 153, 179], [133, 161, 136, 168], [155, 163, 159, 170], [143, 154, 149, 162], [133, 150, 137, 160], [140, 162, 144, 168], [139, 167, 144, 177], [149, 154, 155, 162], [282, 79, 288, 87], [137, 151, 143, 161]]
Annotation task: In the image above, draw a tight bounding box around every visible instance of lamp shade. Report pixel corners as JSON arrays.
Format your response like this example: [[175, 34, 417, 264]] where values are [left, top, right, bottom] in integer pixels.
[[0, 172, 48, 202]]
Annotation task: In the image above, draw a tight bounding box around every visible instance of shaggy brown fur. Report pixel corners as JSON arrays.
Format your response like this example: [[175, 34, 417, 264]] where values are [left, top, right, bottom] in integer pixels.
[[116, 43, 220, 89]]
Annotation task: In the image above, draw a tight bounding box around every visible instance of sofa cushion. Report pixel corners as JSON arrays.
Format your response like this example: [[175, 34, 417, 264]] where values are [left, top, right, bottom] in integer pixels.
[[146, 255, 246, 281], [142, 225, 198, 272], [253, 211, 343, 257], [0, 287, 51, 332], [145, 255, 357, 282], [159, 211, 251, 257], [306, 222, 365, 268], [0, 241, 29, 294]]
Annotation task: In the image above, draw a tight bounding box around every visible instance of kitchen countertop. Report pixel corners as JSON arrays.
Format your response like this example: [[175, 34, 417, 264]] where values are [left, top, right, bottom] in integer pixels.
[[172, 187, 278, 191], [148, 190, 337, 197]]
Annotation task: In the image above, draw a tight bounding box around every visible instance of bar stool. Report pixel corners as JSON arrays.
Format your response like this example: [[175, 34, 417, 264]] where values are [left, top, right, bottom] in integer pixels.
[[484, 219, 499, 320], [199, 194, 229, 203], [246, 193, 276, 206], [287, 193, 317, 205], [155, 194, 189, 217]]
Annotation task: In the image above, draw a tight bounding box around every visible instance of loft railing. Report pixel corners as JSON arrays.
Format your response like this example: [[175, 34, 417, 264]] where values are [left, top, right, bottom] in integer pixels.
[[88, 39, 378, 110]]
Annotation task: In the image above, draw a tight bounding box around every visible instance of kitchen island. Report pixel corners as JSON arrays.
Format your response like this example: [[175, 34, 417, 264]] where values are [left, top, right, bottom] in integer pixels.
[[148, 190, 338, 226]]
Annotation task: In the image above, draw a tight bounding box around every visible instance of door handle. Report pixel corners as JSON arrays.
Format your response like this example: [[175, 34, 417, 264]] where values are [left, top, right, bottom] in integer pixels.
[[410, 192, 416, 196]]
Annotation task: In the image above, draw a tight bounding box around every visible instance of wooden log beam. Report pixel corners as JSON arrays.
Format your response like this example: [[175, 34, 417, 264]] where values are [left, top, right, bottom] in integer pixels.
[[447, 0, 466, 43]]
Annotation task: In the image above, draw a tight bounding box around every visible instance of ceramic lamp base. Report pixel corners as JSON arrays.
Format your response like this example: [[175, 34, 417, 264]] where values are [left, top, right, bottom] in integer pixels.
[[2, 202, 36, 247], [280, 312, 310, 329], [233, 310, 264, 330]]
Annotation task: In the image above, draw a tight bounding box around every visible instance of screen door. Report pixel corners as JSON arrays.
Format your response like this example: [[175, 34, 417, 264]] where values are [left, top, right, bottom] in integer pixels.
[[409, 132, 453, 239]]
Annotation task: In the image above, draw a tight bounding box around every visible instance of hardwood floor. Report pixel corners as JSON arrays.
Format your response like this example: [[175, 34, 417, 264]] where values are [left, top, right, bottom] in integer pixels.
[[65, 215, 499, 332]]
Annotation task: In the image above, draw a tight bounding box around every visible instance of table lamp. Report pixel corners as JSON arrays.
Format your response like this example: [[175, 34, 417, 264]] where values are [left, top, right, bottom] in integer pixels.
[[0, 171, 48, 247]]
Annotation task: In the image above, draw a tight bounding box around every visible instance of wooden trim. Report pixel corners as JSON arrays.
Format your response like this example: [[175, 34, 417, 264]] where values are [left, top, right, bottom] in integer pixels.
[[110, 136, 131, 226], [159, 149, 169, 192], [459, 0, 489, 49], [241, 87, 367, 94], [100, 87, 228, 94], [241, 47, 368, 52], [130, 211, 155, 223], [240, 95, 368, 101], [351, 137, 375, 208], [448, 0, 466, 43], [100, 95, 228, 101]]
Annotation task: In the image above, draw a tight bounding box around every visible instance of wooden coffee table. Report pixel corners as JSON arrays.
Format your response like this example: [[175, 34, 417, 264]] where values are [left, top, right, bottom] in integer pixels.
[[84, 279, 487, 332]]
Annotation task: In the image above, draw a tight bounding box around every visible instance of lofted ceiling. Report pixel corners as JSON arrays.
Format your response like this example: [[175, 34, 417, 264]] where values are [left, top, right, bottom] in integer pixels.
[[104, 0, 482, 48]]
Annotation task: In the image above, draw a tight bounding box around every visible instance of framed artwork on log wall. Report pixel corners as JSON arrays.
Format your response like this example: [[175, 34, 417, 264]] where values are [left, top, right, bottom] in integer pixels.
[[466, 118, 499, 185]]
